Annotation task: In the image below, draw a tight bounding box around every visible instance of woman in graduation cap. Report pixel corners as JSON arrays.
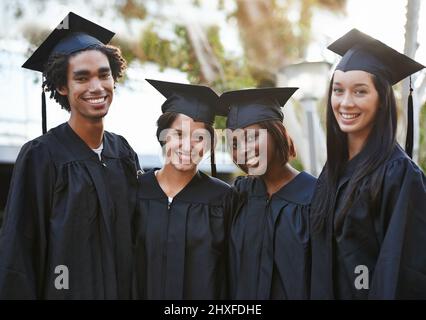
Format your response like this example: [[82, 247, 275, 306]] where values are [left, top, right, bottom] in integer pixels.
[[133, 79, 238, 300], [221, 88, 317, 299], [310, 29, 426, 299], [0, 12, 141, 299]]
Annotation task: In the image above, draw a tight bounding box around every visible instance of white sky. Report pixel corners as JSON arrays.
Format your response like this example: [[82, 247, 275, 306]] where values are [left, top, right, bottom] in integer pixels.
[[309, 0, 426, 64]]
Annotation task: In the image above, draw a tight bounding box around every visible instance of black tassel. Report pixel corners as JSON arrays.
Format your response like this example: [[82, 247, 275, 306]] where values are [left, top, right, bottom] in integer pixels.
[[41, 89, 47, 134], [210, 133, 217, 178], [405, 77, 414, 158], [41, 76, 47, 135]]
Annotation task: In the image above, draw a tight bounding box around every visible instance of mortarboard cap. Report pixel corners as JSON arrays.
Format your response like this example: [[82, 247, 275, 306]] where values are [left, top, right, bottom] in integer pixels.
[[328, 28, 425, 158], [220, 87, 298, 130], [22, 12, 115, 134], [146, 79, 224, 124], [328, 28, 424, 85], [22, 12, 114, 72], [146, 79, 224, 177]]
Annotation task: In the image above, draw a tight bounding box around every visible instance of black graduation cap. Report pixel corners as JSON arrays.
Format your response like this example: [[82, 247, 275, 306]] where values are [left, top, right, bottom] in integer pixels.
[[146, 79, 223, 176], [146, 79, 226, 123], [22, 12, 115, 134], [220, 87, 298, 130], [328, 28, 425, 158]]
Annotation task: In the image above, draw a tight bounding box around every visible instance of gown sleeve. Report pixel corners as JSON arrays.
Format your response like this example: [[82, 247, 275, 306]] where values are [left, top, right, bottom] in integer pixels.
[[370, 157, 426, 299], [0, 140, 55, 299]]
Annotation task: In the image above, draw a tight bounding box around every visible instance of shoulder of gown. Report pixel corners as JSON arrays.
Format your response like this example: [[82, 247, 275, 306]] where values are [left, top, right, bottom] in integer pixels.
[[233, 172, 317, 206], [274, 171, 317, 205], [103, 130, 139, 159], [33, 123, 139, 165]]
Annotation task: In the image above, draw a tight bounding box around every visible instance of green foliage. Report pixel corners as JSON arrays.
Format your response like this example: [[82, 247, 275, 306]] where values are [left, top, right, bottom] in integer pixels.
[[23, 26, 49, 52], [139, 25, 174, 70], [134, 24, 202, 81], [117, 0, 147, 20], [135, 22, 257, 130], [192, 0, 202, 7], [217, 0, 225, 10], [110, 37, 137, 67], [290, 158, 305, 172], [206, 25, 257, 93], [232, 0, 346, 78], [205, 25, 257, 129], [14, 6, 23, 18], [174, 26, 202, 84], [214, 116, 227, 130], [134, 22, 258, 92]]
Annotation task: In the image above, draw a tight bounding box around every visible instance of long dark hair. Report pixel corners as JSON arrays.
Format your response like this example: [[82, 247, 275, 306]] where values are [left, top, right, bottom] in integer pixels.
[[311, 72, 397, 233], [156, 112, 217, 177]]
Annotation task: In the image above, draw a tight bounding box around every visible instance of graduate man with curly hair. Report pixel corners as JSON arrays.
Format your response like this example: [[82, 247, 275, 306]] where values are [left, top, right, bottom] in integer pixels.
[[0, 12, 141, 299]]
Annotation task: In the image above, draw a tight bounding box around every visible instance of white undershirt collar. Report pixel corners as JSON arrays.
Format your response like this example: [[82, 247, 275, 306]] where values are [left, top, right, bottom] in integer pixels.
[[92, 142, 104, 161]]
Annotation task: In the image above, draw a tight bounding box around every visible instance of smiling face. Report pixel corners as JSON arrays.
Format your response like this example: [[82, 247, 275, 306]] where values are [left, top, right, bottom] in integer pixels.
[[57, 49, 114, 123], [331, 70, 380, 143], [229, 123, 273, 175], [161, 113, 210, 173]]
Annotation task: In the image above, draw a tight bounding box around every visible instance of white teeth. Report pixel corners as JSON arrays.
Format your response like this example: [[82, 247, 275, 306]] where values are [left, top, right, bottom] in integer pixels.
[[86, 97, 105, 104], [341, 113, 360, 119]]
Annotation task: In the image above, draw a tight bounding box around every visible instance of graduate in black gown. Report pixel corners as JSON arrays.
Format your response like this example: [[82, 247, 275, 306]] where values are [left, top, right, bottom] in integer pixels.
[[0, 12, 140, 299], [221, 88, 317, 299], [133, 79, 237, 299], [310, 29, 426, 299]]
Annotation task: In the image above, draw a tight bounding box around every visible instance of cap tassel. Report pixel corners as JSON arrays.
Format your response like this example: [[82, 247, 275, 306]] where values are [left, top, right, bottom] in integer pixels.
[[405, 77, 414, 158], [211, 134, 217, 178], [42, 88, 47, 134]]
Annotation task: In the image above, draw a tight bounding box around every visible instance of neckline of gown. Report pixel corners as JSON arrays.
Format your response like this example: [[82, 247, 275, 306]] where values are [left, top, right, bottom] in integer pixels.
[[145, 168, 203, 202], [52, 122, 115, 161], [253, 171, 315, 205]]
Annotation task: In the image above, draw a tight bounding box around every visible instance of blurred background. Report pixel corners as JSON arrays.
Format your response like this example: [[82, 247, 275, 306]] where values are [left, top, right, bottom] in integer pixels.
[[1, 0, 426, 221]]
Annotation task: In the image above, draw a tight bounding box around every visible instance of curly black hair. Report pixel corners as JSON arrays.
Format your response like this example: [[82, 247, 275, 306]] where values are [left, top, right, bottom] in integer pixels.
[[42, 44, 127, 111]]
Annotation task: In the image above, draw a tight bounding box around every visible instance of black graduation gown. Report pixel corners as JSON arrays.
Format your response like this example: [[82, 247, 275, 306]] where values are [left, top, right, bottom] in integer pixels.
[[0, 122, 140, 299], [229, 171, 317, 300], [133, 169, 237, 300], [310, 144, 426, 299]]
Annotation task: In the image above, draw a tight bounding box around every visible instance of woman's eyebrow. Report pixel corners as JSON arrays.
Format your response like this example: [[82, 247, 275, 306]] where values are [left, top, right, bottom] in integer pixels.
[[332, 82, 369, 87]]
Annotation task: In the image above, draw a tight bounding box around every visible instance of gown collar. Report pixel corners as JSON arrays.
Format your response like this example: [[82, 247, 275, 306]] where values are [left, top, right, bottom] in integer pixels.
[[251, 171, 316, 205], [140, 168, 203, 201], [337, 143, 407, 189], [52, 122, 116, 161]]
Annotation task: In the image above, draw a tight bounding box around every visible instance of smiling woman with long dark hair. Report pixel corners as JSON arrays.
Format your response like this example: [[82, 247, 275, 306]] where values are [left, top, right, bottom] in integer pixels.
[[310, 29, 426, 299]]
